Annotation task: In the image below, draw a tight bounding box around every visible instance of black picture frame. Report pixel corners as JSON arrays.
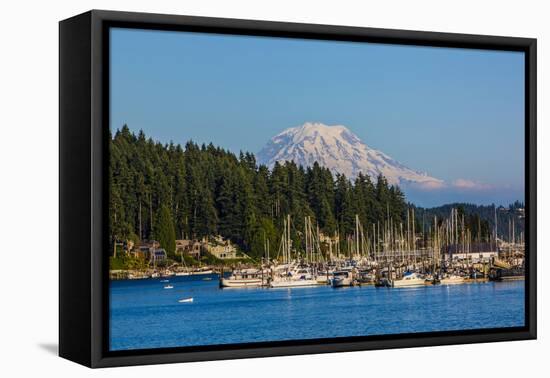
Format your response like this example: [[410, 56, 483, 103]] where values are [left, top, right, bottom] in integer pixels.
[[59, 9, 537, 368]]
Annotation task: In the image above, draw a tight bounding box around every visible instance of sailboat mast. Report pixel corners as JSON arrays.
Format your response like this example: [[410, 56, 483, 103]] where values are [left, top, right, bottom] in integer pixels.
[[287, 214, 291, 263], [355, 214, 361, 256], [494, 206, 498, 251], [304, 216, 308, 263]]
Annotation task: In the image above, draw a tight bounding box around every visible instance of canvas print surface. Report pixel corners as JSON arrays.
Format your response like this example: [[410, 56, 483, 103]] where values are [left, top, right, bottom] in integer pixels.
[[108, 27, 526, 351]]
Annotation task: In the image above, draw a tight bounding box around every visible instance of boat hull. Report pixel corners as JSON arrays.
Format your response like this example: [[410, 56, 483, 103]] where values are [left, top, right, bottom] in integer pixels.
[[392, 278, 426, 288], [440, 277, 466, 285], [220, 278, 263, 288], [270, 279, 320, 288], [316, 276, 331, 285], [191, 270, 213, 275], [331, 277, 353, 288]]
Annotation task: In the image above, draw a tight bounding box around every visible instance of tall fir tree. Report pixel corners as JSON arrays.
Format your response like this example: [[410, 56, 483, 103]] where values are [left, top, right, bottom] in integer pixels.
[[154, 205, 176, 257]]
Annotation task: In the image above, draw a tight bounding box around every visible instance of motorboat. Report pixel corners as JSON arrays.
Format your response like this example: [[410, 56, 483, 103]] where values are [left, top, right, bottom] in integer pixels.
[[392, 272, 425, 288], [191, 267, 214, 275], [331, 270, 354, 288], [220, 268, 265, 288], [178, 297, 193, 303], [270, 265, 320, 288], [440, 274, 466, 285], [356, 270, 375, 285], [489, 267, 525, 281]]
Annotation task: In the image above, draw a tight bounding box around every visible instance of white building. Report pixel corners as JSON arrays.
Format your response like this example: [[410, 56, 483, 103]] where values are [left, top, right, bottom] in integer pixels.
[[207, 238, 237, 259], [451, 251, 498, 262]]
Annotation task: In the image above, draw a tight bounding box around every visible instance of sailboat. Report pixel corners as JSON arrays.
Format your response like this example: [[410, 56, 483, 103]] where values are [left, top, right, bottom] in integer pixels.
[[270, 265, 320, 288], [175, 252, 191, 276]]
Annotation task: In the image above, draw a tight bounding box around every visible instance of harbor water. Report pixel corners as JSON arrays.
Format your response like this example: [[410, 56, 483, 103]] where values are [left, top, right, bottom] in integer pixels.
[[110, 275, 525, 351]]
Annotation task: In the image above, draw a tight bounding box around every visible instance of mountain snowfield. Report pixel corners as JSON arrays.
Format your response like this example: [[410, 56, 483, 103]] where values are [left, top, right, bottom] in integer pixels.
[[257, 122, 444, 189]]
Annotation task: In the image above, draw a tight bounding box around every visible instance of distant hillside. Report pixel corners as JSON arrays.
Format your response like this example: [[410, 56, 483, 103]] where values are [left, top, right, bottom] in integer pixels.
[[413, 201, 525, 242]]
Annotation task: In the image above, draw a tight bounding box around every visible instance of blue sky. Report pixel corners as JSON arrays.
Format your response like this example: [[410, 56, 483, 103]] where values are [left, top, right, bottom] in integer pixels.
[[110, 28, 525, 207]]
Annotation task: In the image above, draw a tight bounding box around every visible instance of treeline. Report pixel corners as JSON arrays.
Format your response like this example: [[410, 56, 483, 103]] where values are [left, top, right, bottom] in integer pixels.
[[413, 201, 525, 243], [109, 126, 408, 258]]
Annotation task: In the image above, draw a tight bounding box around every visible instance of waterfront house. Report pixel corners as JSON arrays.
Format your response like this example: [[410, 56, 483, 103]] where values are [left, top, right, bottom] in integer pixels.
[[150, 248, 167, 263], [175, 239, 202, 259], [206, 237, 237, 260], [132, 240, 160, 260], [130, 248, 147, 260]]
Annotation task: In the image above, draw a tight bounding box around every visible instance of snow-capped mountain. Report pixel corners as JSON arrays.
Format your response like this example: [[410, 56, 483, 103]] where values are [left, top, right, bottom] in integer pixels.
[[257, 122, 443, 188]]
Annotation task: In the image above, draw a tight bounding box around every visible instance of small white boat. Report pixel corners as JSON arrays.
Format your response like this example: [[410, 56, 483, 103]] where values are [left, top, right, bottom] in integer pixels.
[[220, 268, 265, 288], [270, 278, 320, 288], [392, 272, 425, 288], [331, 271, 353, 288], [270, 266, 320, 288], [178, 297, 193, 303], [440, 274, 466, 285], [128, 273, 149, 280], [163, 285, 174, 289], [191, 268, 214, 275], [220, 277, 264, 288], [160, 279, 169, 283]]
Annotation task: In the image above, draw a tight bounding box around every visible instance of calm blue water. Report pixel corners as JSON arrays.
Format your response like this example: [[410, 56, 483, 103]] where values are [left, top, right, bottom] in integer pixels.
[[109, 275, 525, 351]]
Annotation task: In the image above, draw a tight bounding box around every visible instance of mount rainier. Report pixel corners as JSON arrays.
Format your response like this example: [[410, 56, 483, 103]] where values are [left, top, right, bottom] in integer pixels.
[[257, 122, 443, 189]]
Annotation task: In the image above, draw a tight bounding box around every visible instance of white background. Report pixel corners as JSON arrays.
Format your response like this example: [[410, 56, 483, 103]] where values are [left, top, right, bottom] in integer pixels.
[[0, 0, 547, 376]]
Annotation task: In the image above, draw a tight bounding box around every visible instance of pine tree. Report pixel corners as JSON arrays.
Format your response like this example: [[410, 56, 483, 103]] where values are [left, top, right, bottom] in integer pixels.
[[334, 174, 355, 235], [154, 205, 176, 256]]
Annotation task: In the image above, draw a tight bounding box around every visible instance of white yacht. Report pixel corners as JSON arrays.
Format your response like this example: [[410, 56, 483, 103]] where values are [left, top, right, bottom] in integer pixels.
[[191, 267, 214, 275], [331, 270, 354, 288], [220, 268, 265, 288], [440, 274, 466, 285], [270, 266, 319, 288], [392, 272, 426, 288]]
